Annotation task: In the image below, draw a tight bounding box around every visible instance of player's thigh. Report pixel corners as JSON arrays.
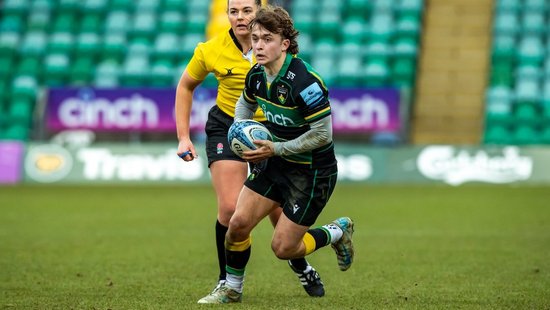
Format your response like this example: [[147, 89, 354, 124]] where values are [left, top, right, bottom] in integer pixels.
[[210, 160, 248, 216]]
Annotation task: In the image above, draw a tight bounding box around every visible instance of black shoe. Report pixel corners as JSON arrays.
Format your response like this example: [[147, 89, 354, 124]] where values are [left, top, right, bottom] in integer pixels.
[[288, 261, 325, 297]]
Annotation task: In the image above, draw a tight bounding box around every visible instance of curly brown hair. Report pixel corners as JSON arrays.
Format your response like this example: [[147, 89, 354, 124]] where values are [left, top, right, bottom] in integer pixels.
[[248, 5, 300, 55]]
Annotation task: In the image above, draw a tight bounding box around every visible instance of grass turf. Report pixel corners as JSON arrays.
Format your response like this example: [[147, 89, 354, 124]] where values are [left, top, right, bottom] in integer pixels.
[[0, 184, 549, 309]]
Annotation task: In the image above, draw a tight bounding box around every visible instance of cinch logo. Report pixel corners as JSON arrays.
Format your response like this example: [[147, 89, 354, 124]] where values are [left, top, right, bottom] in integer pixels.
[[58, 94, 159, 129], [261, 104, 295, 126]]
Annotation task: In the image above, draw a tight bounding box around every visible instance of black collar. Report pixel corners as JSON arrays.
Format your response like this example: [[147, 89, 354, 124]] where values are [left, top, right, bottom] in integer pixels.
[[229, 28, 247, 54]]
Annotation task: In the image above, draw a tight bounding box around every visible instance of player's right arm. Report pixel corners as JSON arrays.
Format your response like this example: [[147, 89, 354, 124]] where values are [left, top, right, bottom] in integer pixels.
[[175, 70, 203, 161], [175, 44, 210, 161]]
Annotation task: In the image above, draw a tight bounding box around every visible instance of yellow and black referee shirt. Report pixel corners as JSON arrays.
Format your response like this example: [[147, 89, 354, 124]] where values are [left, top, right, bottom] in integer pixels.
[[186, 29, 266, 121]]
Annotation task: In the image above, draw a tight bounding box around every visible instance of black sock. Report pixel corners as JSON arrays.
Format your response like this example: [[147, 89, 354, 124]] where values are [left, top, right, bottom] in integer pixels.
[[215, 220, 228, 281], [289, 257, 309, 271]]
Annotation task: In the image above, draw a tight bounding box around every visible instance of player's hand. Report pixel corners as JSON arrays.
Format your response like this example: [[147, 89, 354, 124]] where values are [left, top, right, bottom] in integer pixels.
[[177, 139, 197, 161], [242, 140, 274, 163]]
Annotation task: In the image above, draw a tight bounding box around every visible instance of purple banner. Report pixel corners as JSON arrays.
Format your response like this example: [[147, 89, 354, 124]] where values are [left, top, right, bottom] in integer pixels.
[[46, 87, 400, 133], [0, 141, 24, 184]]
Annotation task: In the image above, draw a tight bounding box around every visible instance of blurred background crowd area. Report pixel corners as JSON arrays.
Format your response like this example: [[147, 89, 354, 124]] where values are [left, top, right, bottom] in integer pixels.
[[0, 0, 549, 145]]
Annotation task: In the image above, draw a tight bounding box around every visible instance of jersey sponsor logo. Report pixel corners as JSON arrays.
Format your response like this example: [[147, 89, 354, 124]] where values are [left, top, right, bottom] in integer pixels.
[[276, 86, 288, 104], [223, 67, 236, 76], [300, 82, 324, 108], [261, 104, 295, 126]]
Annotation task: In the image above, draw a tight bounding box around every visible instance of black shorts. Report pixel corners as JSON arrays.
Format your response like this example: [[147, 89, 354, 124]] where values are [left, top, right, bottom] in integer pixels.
[[244, 157, 338, 227], [204, 105, 246, 167]]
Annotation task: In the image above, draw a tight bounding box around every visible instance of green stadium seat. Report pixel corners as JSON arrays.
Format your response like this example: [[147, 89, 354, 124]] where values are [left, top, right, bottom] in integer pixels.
[[110, 0, 133, 10], [0, 14, 25, 33], [52, 13, 77, 33], [11, 75, 37, 101], [514, 78, 541, 105], [19, 31, 47, 57], [399, 0, 424, 15], [512, 125, 539, 145], [366, 41, 392, 62], [293, 11, 315, 36], [484, 125, 511, 144], [315, 11, 341, 40], [344, 0, 371, 18], [102, 33, 127, 62], [368, 13, 394, 42], [337, 56, 363, 87], [514, 102, 539, 124], [296, 33, 313, 63], [521, 11, 546, 35], [0, 56, 14, 81], [541, 126, 550, 144], [392, 58, 416, 88], [121, 55, 150, 86], [181, 34, 205, 60], [48, 32, 75, 55], [132, 12, 158, 41], [57, 0, 79, 13], [489, 60, 514, 86], [105, 11, 131, 34], [150, 60, 174, 86], [492, 11, 519, 36], [495, 0, 520, 12], [163, 0, 186, 11], [80, 14, 103, 34], [127, 37, 151, 58], [395, 12, 421, 41], [313, 38, 337, 59], [2, 0, 31, 16], [43, 53, 70, 86], [159, 11, 186, 34], [16, 57, 41, 81], [75, 33, 102, 58], [94, 59, 121, 87], [71, 57, 95, 85], [153, 33, 180, 63], [8, 97, 34, 125], [26, 11, 51, 32], [82, 0, 109, 15], [186, 12, 209, 35], [341, 17, 366, 44], [136, 0, 161, 12], [311, 55, 336, 86], [364, 59, 390, 87], [491, 34, 516, 62], [393, 37, 418, 61], [516, 36, 545, 65], [187, 0, 210, 13], [2, 123, 29, 141], [0, 32, 20, 58], [524, 0, 547, 12], [31, 0, 56, 11]]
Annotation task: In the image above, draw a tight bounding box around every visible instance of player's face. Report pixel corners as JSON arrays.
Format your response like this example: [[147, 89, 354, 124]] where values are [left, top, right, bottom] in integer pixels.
[[227, 0, 258, 37], [251, 25, 289, 66]]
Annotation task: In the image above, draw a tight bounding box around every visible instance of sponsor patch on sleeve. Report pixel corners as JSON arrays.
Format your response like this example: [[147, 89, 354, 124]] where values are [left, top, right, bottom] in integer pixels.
[[300, 82, 324, 107]]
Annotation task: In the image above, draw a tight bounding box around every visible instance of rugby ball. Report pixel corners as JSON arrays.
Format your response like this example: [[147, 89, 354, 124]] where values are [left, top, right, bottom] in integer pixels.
[[228, 120, 273, 158]]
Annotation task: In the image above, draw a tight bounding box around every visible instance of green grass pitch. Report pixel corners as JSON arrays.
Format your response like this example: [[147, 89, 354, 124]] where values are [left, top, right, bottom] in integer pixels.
[[1, 184, 549, 309]]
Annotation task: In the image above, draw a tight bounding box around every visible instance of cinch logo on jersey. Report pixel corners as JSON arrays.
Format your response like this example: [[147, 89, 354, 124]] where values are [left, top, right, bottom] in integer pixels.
[[261, 104, 295, 126]]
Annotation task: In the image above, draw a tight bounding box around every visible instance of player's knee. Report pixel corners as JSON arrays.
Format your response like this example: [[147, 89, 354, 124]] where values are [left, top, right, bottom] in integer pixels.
[[227, 215, 250, 241], [217, 201, 237, 224], [271, 240, 293, 260]]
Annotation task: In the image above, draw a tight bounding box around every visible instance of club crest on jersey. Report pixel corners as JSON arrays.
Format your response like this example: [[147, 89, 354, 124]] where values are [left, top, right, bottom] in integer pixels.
[[277, 86, 288, 104]]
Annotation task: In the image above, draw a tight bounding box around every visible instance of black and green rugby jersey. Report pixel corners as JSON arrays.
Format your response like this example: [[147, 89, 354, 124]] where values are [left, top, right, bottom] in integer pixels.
[[243, 53, 336, 168]]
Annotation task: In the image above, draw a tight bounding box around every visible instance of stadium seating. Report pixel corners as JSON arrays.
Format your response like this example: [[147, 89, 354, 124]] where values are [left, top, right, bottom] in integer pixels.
[[484, 0, 550, 145], [0, 0, 425, 141]]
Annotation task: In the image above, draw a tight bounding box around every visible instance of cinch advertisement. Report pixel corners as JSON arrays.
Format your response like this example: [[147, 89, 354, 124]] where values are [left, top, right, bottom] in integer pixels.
[[46, 87, 401, 134]]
